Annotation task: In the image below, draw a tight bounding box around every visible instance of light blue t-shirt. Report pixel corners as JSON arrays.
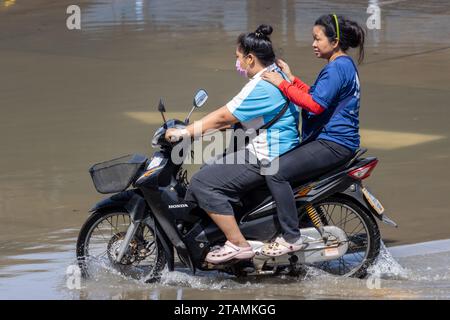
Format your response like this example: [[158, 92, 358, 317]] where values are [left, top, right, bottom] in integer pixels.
[[226, 64, 300, 161]]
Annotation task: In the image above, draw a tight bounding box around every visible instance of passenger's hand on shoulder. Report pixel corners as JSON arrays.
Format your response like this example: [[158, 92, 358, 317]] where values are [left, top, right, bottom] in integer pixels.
[[276, 59, 295, 82], [261, 70, 284, 87]]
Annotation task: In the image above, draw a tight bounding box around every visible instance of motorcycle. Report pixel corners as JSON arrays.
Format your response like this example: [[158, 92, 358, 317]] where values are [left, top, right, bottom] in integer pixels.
[[76, 89, 398, 282]]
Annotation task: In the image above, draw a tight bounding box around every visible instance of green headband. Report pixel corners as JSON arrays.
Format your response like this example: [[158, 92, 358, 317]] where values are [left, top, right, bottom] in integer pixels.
[[332, 14, 340, 41]]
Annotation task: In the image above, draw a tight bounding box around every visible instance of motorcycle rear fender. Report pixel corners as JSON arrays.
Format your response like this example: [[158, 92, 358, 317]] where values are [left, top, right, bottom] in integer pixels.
[[339, 183, 398, 228], [294, 172, 398, 228]]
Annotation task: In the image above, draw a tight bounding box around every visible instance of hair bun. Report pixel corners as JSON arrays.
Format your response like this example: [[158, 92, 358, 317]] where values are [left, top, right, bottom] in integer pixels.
[[255, 24, 273, 37]]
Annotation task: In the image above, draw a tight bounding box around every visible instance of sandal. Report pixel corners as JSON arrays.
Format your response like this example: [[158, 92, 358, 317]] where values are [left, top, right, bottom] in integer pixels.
[[205, 241, 255, 264], [261, 236, 306, 257]]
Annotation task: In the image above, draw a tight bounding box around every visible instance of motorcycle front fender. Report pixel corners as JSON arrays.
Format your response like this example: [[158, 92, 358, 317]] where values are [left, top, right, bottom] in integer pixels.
[[89, 189, 141, 213]]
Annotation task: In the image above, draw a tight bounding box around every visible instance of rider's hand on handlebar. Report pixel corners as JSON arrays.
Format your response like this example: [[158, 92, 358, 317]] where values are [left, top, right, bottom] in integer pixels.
[[165, 128, 189, 143]]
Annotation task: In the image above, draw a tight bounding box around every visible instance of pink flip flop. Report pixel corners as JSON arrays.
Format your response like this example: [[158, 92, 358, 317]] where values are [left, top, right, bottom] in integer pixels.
[[205, 241, 255, 264], [261, 236, 306, 257]]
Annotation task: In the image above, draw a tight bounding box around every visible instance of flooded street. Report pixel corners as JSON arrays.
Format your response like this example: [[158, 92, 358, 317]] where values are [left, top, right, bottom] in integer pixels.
[[2, 229, 450, 299], [1, 0, 450, 299]]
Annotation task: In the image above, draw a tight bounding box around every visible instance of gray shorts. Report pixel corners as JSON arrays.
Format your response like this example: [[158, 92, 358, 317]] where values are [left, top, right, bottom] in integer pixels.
[[185, 150, 264, 215]]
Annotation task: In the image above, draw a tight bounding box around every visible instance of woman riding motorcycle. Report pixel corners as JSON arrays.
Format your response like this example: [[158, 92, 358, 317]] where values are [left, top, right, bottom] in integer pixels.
[[260, 14, 366, 256], [165, 24, 300, 264]]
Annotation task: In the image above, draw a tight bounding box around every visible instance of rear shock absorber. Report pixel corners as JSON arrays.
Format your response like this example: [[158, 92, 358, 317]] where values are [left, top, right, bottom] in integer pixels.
[[305, 204, 328, 241]]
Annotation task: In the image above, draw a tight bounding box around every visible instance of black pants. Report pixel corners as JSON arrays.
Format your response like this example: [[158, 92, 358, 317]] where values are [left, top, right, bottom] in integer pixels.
[[185, 149, 264, 215], [265, 139, 354, 242]]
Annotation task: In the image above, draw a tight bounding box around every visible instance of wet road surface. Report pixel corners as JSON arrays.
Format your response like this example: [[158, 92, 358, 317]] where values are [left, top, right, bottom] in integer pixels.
[[1, 0, 450, 299]]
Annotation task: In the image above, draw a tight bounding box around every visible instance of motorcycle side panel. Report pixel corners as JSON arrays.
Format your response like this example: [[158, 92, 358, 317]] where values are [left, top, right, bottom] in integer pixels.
[[141, 186, 196, 273]]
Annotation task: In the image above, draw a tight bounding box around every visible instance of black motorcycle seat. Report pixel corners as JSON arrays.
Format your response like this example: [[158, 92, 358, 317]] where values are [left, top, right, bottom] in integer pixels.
[[237, 149, 372, 216]]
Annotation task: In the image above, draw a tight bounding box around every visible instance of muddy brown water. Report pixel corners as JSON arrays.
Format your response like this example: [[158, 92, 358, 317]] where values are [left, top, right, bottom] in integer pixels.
[[0, 0, 449, 299]]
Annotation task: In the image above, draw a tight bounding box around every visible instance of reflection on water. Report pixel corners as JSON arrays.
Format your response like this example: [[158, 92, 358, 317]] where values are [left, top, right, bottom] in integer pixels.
[[80, 0, 450, 49], [0, 228, 78, 299], [82, 0, 244, 34], [2, 0, 16, 9]]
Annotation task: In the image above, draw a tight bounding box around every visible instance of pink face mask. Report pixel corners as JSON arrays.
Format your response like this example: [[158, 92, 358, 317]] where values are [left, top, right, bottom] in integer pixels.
[[235, 59, 248, 77]]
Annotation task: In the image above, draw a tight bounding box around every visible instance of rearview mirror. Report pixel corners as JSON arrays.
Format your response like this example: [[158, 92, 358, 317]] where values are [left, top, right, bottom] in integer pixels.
[[193, 89, 208, 108], [157, 98, 166, 113], [157, 98, 167, 126]]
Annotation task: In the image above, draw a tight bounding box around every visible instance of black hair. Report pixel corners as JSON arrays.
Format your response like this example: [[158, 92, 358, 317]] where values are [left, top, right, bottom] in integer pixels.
[[237, 24, 276, 67], [315, 14, 365, 64]]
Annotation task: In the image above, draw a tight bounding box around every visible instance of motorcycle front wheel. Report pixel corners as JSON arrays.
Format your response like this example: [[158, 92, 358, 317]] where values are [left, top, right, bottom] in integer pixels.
[[76, 209, 166, 282]]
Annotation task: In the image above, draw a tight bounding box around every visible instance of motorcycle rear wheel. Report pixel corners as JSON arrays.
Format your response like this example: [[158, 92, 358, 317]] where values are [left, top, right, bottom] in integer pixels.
[[299, 196, 380, 278]]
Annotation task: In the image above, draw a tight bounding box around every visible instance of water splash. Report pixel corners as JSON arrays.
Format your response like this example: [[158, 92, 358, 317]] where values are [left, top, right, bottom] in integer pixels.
[[64, 239, 450, 300], [157, 267, 264, 290], [367, 241, 410, 280]]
